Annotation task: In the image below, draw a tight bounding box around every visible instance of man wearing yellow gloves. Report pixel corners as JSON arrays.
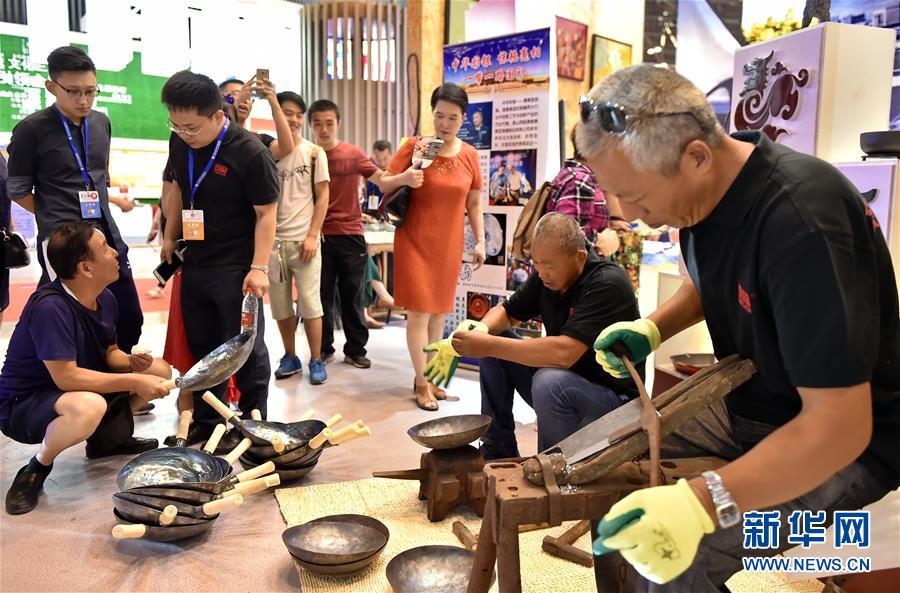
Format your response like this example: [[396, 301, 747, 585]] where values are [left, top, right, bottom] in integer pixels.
[[426, 213, 641, 459], [579, 65, 898, 590]]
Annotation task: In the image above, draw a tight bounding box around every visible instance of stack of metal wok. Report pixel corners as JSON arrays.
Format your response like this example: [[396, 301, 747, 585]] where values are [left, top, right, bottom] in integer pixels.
[[111, 411, 280, 542], [202, 393, 372, 482]]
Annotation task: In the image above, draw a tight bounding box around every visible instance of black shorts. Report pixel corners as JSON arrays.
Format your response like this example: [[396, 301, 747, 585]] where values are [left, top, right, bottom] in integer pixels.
[[0, 389, 65, 445]]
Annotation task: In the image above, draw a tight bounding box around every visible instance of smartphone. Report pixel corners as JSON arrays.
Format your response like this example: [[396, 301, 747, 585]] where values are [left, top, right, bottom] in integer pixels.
[[153, 241, 187, 285], [253, 68, 270, 97]]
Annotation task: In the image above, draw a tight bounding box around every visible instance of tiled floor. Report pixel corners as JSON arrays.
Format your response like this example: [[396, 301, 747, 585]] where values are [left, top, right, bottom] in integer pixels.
[[0, 246, 544, 592]]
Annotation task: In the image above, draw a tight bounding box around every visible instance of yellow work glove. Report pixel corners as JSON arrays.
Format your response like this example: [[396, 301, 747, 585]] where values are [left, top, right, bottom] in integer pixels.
[[593, 319, 661, 378], [423, 320, 488, 388], [593, 479, 715, 584]]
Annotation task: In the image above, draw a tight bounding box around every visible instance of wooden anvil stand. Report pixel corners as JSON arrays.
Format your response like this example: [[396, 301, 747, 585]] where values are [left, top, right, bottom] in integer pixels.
[[466, 457, 725, 593], [467, 356, 755, 593]]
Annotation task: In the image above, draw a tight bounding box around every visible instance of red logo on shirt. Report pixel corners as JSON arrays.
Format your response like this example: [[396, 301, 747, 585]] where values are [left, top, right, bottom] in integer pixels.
[[214, 163, 229, 176], [737, 282, 752, 314]]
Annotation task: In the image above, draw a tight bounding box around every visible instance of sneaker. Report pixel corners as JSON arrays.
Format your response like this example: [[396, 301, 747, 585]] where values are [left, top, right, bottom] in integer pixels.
[[274, 354, 303, 379], [321, 350, 336, 364], [343, 354, 372, 369], [133, 403, 155, 416], [308, 359, 328, 385], [85, 436, 159, 459]]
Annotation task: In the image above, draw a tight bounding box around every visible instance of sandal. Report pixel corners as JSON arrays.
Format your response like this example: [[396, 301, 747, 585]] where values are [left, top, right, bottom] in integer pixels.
[[431, 384, 448, 400], [414, 382, 438, 411]]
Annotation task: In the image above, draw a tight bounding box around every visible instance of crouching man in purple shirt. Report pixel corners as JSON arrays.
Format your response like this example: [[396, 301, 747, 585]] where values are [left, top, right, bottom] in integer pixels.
[[0, 222, 172, 515]]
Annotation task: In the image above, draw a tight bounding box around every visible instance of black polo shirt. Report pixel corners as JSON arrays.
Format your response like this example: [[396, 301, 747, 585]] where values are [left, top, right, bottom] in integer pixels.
[[681, 131, 900, 490], [6, 106, 125, 249], [167, 124, 279, 270], [503, 249, 642, 396]]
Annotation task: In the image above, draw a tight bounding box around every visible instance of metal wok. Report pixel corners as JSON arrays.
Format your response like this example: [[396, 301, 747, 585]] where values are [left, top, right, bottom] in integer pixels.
[[282, 520, 387, 565], [386, 545, 487, 593], [113, 493, 207, 526], [111, 509, 213, 542], [203, 393, 343, 449], [239, 455, 318, 481], [114, 490, 240, 521], [407, 415, 492, 450]]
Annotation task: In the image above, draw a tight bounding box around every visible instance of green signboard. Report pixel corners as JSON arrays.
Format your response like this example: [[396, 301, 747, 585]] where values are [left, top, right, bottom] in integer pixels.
[[0, 33, 170, 141]]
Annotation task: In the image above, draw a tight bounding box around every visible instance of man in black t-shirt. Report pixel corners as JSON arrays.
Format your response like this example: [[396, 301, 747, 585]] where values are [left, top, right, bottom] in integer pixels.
[[451, 213, 640, 459], [579, 64, 899, 591], [6, 46, 144, 353], [160, 71, 279, 451]]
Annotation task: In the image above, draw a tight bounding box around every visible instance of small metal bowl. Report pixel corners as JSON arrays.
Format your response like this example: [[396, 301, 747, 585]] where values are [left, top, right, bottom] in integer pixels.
[[282, 520, 388, 565], [670, 353, 716, 376], [407, 415, 492, 450], [386, 545, 486, 593]]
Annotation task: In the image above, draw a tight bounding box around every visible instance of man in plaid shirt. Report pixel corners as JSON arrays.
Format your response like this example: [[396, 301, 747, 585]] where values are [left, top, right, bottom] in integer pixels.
[[546, 139, 609, 242]]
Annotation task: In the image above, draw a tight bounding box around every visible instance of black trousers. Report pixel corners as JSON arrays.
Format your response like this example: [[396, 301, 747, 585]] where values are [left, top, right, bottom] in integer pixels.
[[37, 234, 144, 353], [181, 266, 270, 427], [320, 234, 369, 357]]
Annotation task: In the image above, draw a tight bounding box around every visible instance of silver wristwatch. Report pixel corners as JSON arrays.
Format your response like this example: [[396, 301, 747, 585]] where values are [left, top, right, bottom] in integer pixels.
[[250, 264, 269, 274], [702, 470, 741, 529]]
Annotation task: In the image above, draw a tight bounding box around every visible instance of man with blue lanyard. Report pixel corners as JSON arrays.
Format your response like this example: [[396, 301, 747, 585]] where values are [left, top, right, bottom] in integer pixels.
[[160, 71, 279, 451], [6, 46, 144, 354]]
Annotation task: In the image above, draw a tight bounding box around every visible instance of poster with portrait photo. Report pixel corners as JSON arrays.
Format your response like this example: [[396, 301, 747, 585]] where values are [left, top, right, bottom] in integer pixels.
[[488, 149, 537, 206], [458, 101, 492, 150]]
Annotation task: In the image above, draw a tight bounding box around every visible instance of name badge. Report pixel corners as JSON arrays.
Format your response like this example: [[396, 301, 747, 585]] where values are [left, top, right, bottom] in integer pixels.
[[183, 209, 205, 241], [79, 190, 101, 219], [367, 193, 380, 211]]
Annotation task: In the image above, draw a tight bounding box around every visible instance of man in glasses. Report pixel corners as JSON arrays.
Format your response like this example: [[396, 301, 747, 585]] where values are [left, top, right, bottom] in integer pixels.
[[579, 64, 898, 590], [218, 78, 252, 128], [6, 46, 144, 355], [160, 71, 279, 450]]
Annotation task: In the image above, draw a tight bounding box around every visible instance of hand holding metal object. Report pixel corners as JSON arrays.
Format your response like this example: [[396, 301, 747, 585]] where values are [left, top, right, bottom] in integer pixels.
[[611, 343, 661, 487], [202, 424, 228, 453]]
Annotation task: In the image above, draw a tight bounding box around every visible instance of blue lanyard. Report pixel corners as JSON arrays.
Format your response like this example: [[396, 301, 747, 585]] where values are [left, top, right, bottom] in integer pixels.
[[187, 119, 230, 210], [55, 105, 92, 190]]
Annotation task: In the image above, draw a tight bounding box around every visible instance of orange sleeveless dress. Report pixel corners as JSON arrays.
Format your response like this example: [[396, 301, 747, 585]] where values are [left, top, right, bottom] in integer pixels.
[[388, 138, 483, 314]]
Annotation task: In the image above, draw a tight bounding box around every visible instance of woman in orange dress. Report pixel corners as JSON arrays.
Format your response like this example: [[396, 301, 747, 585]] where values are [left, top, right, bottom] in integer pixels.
[[384, 84, 485, 411]]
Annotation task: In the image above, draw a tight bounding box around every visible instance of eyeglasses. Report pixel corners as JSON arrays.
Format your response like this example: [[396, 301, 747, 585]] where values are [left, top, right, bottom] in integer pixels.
[[51, 79, 99, 100], [167, 119, 210, 137], [579, 96, 701, 135]]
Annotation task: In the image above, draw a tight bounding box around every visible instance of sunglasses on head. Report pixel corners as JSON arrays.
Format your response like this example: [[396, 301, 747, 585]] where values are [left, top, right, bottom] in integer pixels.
[[579, 97, 701, 135]]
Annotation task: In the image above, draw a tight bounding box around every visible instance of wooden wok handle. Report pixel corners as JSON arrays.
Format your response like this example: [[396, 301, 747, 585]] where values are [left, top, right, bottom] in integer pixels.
[[202, 391, 235, 421], [235, 460, 276, 483], [299, 408, 316, 421], [250, 409, 262, 421], [159, 505, 178, 526], [225, 474, 281, 497], [309, 428, 332, 450], [271, 436, 286, 453], [223, 437, 253, 464], [202, 493, 243, 515], [331, 426, 371, 445], [112, 524, 147, 539], [453, 521, 478, 551], [324, 413, 343, 428], [328, 424, 357, 443], [203, 424, 227, 453], [176, 410, 193, 442], [161, 378, 177, 392]]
